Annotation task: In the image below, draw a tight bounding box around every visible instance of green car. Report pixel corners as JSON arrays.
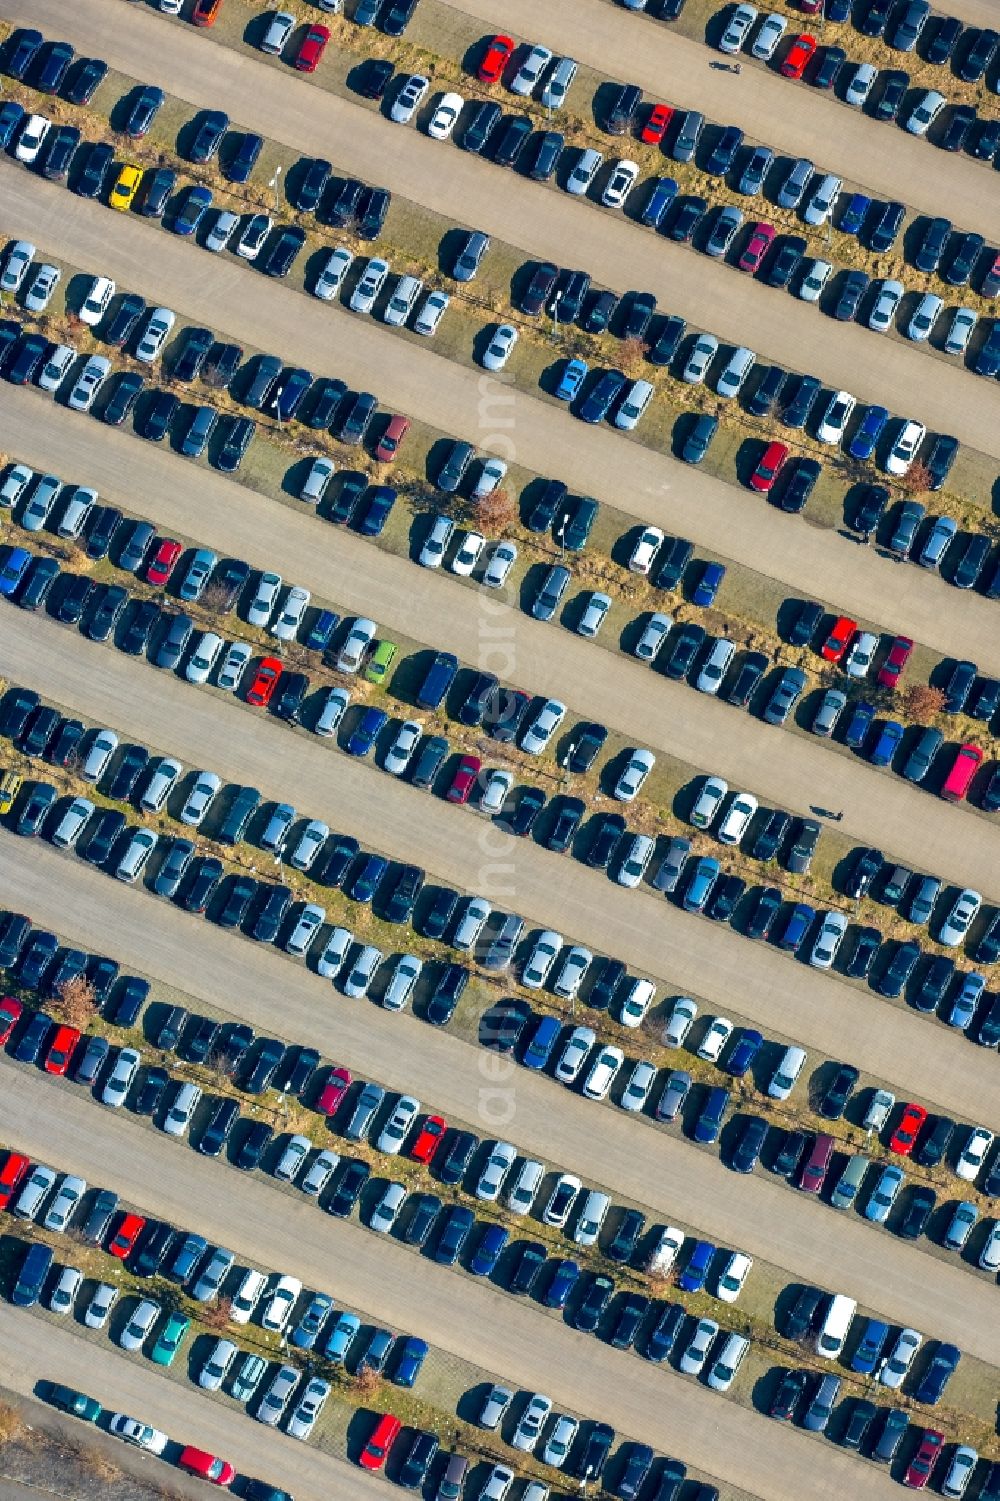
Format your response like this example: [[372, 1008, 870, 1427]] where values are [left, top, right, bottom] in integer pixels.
[[46, 1384, 102, 1423], [150, 1310, 190, 1366]]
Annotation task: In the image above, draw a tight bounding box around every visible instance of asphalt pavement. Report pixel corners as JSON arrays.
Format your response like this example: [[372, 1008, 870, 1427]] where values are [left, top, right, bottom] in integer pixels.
[[0, 1066, 909, 1501], [13, 0, 1000, 468]]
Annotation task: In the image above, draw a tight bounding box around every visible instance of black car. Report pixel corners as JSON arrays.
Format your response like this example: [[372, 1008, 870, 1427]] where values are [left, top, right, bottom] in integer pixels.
[[915, 1116, 954, 1169], [260, 226, 306, 279], [223, 131, 263, 184], [293, 157, 332, 212], [198, 1097, 241, 1157], [6, 334, 48, 387], [615, 1446, 654, 1501], [215, 416, 256, 473], [839, 1399, 878, 1452], [39, 124, 81, 180], [80, 807, 127, 867], [609, 1293, 649, 1351], [461, 99, 502, 155], [644, 1303, 685, 1364], [924, 434, 958, 492], [770, 1367, 810, 1421], [914, 216, 952, 275], [572, 1274, 614, 1332], [661, 623, 705, 679], [810, 44, 846, 88], [34, 39, 74, 93], [136, 391, 179, 443], [897, 1185, 936, 1240], [764, 235, 807, 289], [80, 1188, 119, 1245], [508, 1240, 547, 1295], [606, 1209, 645, 1263], [781, 373, 821, 429], [13, 1009, 54, 1065], [605, 83, 643, 135], [72, 140, 114, 199], [216, 1024, 255, 1078], [575, 1423, 615, 1483], [382, 864, 424, 925], [969, 117, 1000, 161], [681, 413, 718, 465], [5, 27, 42, 80], [55, 576, 93, 627], [581, 289, 618, 333], [778, 459, 820, 515], [64, 54, 107, 104], [521, 261, 559, 317], [250, 884, 292, 944], [172, 326, 215, 383], [956, 26, 999, 83], [357, 60, 394, 100], [17, 705, 60, 759], [772, 1130, 807, 1178], [398, 1431, 439, 1491], [818, 1064, 859, 1119], [425, 963, 468, 1026], [304, 377, 346, 429], [357, 185, 390, 240], [866, 200, 905, 253], [706, 874, 744, 923], [647, 315, 686, 368], [526, 129, 564, 181], [832, 269, 869, 321], [112, 979, 152, 1025], [585, 814, 626, 871], [132, 1221, 175, 1278], [435, 1129, 477, 1187], [241, 1037, 285, 1094], [324, 1158, 370, 1217], [492, 113, 532, 167], [273, 673, 308, 723], [544, 796, 586, 854], [845, 847, 883, 901], [651, 535, 693, 591], [914, 955, 954, 1013], [871, 68, 909, 122], [119, 600, 161, 658], [137, 166, 175, 219], [497, 785, 546, 837], [234, 1120, 273, 1172], [404, 1193, 442, 1248], [942, 231, 984, 288], [187, 110, 228, 164], [101, 371, 145, 427], [17, 928, 58, 988], [730, 1114, 769, 1173], [704, 124, 743, 178], [18, 557, 60, 613], [122, 85, 164, 139], [564, 722, 607, 775]]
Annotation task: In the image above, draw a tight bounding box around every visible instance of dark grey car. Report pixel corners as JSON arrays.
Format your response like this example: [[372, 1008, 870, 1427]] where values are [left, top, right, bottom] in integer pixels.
[[155, 613, 194, 671], [343, 1081, 386, 1141], [762, 668, 806, 725]]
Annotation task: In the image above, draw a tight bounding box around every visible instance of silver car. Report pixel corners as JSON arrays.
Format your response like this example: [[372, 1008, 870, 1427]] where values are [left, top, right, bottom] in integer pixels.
[[350, 257, 390, 315], [681, 333, 718, 384], [179, 771, 221, 826], [67, 355, 111, 412], [512, 1394, 552, 1452], [680, 1317, 720, 1374], [719, 3, 757, 52], [85, 1282, 119, 1329], [476, 1141, 517, 1200], [199, 1338, 237, 1391], [119, 1298, 160, 1352], [868, 279, 904, 333], [376, 1095, 420, 1155], [286, 1376, 330, 1440], [101, 1047, 141, 1108], [42, 1174, 86, 1231], [341, 944, 382, 998], [256, 1363, 300, 1427], [312, 245, 352, 300]]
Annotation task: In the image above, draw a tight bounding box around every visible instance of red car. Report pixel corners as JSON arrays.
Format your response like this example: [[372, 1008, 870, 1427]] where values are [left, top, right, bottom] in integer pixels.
[[749, 441, 789, 493], [0, 996, 24, 1046], [108, 1211, 145, 1259], [799, 0, 822, 12], [190, 0, 223, 25], [640, 103, 673, 145], [477, 34, 515, 83], [904, 1429, 944, 1490], [246, 657, 283, 707], [43, 1024, 81, 1076], [360, 1414, 401, 1471], [316, 1064, 352, 1117], [738, 221, 775, 273], [178, 1446, 235, 1487], [146, 539, 182, 586], [375, 413, 410, 464], [820, 614, 857, 662], [295, 24, 330, 72], [781, 33, 817, 77], [0, 1151, 30, 1210], [877, 635, 913, 690], [890, 1102, 928, 1156], [446, 755, 481, 804], [410, 1114, 447, 1164]]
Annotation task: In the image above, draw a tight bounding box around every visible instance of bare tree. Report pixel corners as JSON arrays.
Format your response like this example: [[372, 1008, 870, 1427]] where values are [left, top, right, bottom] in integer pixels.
[[901, 683, 946, 724], [52, 973, 99, 1032], [196, 582, 234, 622], [898, 460, 933, 495], [353, 1365, 382, 1400], [618, 337, 647, 379], [200, 1296, 234, 1332], [475, 488, 517, 537]]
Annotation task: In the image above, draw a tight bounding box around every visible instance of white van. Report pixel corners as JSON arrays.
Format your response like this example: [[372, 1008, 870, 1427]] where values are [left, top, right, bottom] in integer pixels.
[[768, 1045, 806, 1101], [816, 1294, 856, 1359], [572, 1189, 611, 1247]]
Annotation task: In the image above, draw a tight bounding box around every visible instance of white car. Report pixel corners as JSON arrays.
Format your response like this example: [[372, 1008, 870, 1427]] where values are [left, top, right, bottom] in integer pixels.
[[119, 1298, 160, 1352], [101, 1048, 140, 1108], [256, 1365, 299, 1427], [108, 1415, 168, 1454], [315, 687, 349, 738], [884, 420, 926, 476], [185, 631, 224, 685], [906, 292, 943, 342], [162, 1081, 201, 1137], [868, 279, 904, 333], [582, 1045, 624, 1100], [664, 996, 697, 1048], [37, 345, 75, 392], [956, 1126, 993, 1182], [629, 527, 664, 574], [78, 275, 115, 327], [271, 585, 311, 640], [614, 749, 655, 802], [751, 12, 786, 58], [542, 1415, 578, 1469], [288, 819, 330, 872], [287, 1377, 330, 1440], [476, 1141, 517, 1200], [341, 944, 382, 998], [482, 323, 518, 371], [816, 390, 856, 444], [480, 768, 513, 814], [413, 289, 450, 335], [512, 1394, 553, 1453], [376, 1095, 420, 1155], [602, 160, 639, 209], [483, 541, 517, 588], [510, 44, 552, 95], [236, 213, 272, 261], [132, 305, 176, 363], [541, 1176, 581, 1230], [719, 3, 757, 53], [85, 1282, 119, 1329], [566, 146, 603, 195], [312, 244, 352, 299], [43, 1175, 86, 1232], [391, 73, 429, 124], [680, 1318, 719, 1375], [419, 514, 455, 568], [521, 699, 565, 755], [555, 1026, 597, 1084], [552, 946, 592, 1000], [370, 1184, 407, 1235], [691, 776, 728, 829], [300, 1149, 340, 1198], [179, 771, 221, 826], [523, 930, 563, 990], [717, 792, 757, 845], [285, 904, 324, 958], [14, 114, 50, 164], [427, 91, 464, 139], [273, 1135, 311, 1184], [67, 356, 111, 412], [12, 1165, 56, 1220], [696, 637, 735, 695], [617, 834, 653, 890], [450, 530, 485, 575], [798, 258, 832, 304], [716, 1251, 752, 1303], [706, 1332, 749, 1393], [384, 720, 422, 776], [454, 897, 491, 952], [350, 257, 390, 314], [383, 275, 423, 327], [205, 210, 239, 252], [697, 1016, 733, 1062], [577, 592, 611, 638], [905, 89, 946, 135], [682, 333, 718, 385], [383, 954, 422, 1012], [944, 307, 977, 357], [635, 613, 671, 662], [247, 571, 281, 627], [231, 1268, 268, 1323], [844, 631, 878, 678], [217, 640, 251, 692], [260, 10, 295, 52], [844, 62, 877, 107], [80, 728, 118, 782], [261, 1276, 302, 1333], [316, 926, 352, 980], [472, 459, 506, 499], [0, 240, 35, 294], [810, 911, 848, 969], [617, 977, 655, 1028], [199, 1339, 237, 1391], [23, 262, 60, 312], [621, 1061, 657, 1114], [336, 617, 377, 673], [646, 1226, 684, 1275], [802, 173, 841, 226], [879, 1327, 922, 1388]]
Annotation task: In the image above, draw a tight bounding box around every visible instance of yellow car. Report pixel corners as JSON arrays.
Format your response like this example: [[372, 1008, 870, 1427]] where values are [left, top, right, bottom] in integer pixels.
[[110, 163, 143, 212], [0, 771, 22, 816]]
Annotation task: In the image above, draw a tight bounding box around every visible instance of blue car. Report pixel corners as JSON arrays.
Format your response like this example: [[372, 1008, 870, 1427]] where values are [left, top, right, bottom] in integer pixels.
[[677, 1239, 715, 1293], [290, 1292, 334, 1350], [842, 699, 875, 749], [724, 1027, 763, 1077], [554, 358, 588, 402], [850, 1318, 890, 1374], [542, 1258, 580, 1309], [323, 1310, 360, 1365], [171, 184, 212, 236], [347, 706, 389, 757], [869, 719, 904, 768], [639, 175, 678, 229], [838, 192, 872, 237], [847, 404, 889, 461], [692, 560, 725, 606], [693, 1086, 730, 1145], [392, 1335, 429, 1389], [469, 1222, 509, 1277], [433, 1205, 475, 1265], [682, 856, 720, 913], [778, 903, 815, 953], [522, 1014, 560, 1070], [0, 545, 32, 598]]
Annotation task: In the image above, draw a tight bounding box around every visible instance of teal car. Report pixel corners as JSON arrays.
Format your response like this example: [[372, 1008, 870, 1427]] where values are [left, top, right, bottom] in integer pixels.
[[150, 1310, 191, 1366], [46, 1384, 102, 1422]]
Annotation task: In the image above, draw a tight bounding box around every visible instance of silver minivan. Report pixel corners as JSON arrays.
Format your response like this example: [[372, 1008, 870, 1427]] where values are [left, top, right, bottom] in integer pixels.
[[768, 1045, 806, 1100], [829, 1154, 870, 1211]]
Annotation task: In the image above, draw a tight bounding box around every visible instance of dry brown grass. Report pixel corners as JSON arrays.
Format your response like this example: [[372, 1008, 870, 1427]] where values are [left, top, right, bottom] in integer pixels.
[[0, 1401, 26, 1449]]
